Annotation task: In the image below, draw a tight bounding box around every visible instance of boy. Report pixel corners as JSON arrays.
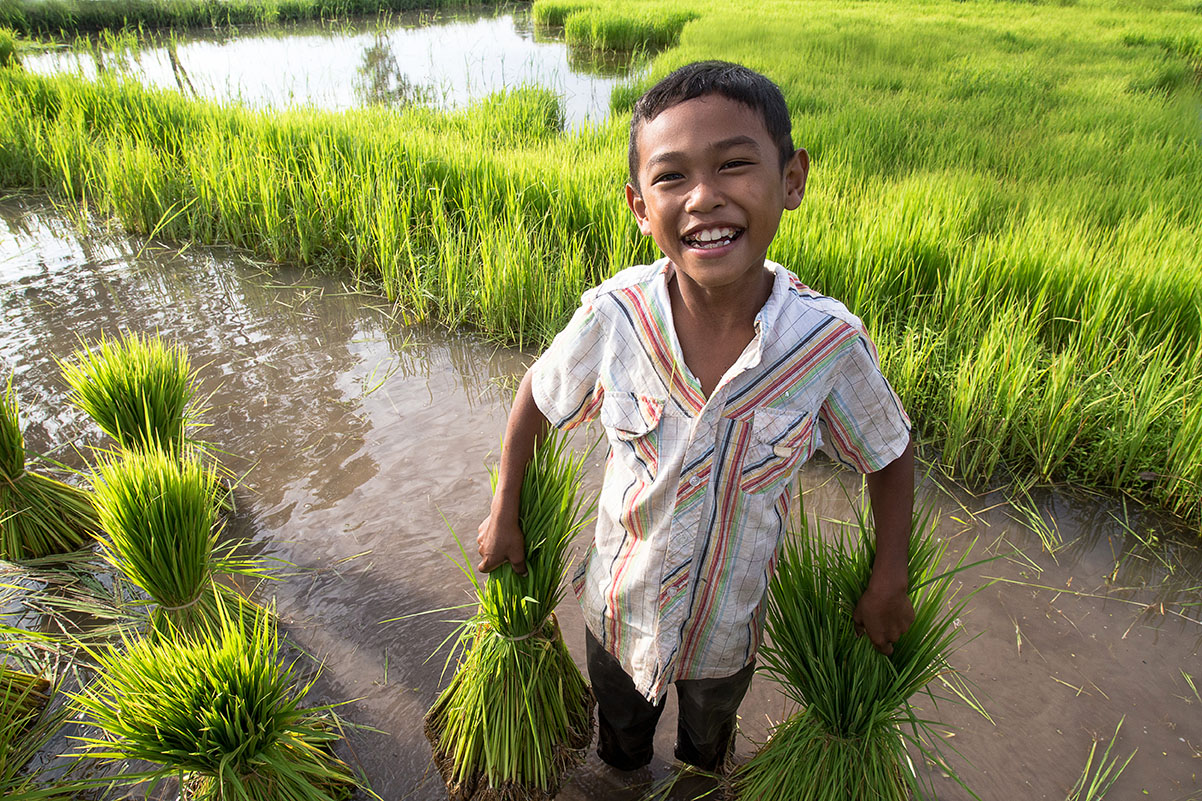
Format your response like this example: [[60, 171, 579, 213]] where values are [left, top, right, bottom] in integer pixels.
[[477, 61, 915, 773]]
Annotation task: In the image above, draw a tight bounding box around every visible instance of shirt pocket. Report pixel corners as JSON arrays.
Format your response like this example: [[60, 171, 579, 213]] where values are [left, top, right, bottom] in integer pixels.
[[600, 392, 664, 483], [739, 407, 816, 495]]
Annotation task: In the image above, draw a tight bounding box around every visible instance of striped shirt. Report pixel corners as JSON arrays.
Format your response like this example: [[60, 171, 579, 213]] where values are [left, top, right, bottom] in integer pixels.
[[531, 259, 911, 702]]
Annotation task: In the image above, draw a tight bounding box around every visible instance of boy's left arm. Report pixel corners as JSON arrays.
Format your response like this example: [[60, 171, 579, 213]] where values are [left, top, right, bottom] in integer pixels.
[[853, 437, 916, 655]]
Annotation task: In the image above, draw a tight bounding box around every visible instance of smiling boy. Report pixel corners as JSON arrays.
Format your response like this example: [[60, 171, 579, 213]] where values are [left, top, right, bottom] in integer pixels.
[[477, 61, 915, 773]]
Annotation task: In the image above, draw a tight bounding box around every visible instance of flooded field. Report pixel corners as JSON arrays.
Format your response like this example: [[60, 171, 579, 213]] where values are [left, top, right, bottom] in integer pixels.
[[18, 6, 634, 125], [2, 193, 1200, 800]]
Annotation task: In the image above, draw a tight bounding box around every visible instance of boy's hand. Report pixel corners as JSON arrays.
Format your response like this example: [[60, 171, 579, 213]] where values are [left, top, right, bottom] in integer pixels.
[[476, 509, 527, 576], [852, 581, 914, 656]]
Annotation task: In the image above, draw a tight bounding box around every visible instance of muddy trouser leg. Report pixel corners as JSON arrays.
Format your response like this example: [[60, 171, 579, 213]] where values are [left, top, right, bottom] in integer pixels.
[[673, 658, 756, 772], [585, 627, 665, 770]]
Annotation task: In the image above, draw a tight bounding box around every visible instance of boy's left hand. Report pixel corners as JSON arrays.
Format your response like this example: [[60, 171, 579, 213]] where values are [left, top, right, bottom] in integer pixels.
[[852, 582, 915, 656]]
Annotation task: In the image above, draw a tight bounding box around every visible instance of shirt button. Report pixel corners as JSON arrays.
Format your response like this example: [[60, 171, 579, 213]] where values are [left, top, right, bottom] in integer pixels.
[[689, 476, 700, 487]]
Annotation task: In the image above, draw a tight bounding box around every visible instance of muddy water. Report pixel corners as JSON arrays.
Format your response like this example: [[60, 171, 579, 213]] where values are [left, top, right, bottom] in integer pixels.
[[19, 7, 634, 126], [2, 194, 1199, 800]]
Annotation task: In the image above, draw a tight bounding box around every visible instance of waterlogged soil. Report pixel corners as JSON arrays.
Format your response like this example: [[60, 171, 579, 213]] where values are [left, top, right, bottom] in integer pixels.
[[2, 194, 1200, 801], [20, 6, 635, 126]]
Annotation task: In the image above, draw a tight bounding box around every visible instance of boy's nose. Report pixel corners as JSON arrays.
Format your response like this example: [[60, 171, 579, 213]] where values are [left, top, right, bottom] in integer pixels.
[[684, 177, 725, 213]]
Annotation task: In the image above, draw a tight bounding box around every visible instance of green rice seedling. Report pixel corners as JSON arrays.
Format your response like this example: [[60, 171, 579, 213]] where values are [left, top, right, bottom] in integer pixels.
[[424, 429, 595, 801], [531, 0, 594, 27], [90, 444, 263, 637], [1064, 718, 1136, 801], [564, 7, 696, 52], [72, 599, 357, 801], [733, 497, 984, 801], [0, 661, 75, 801], [0, 663, 49, 734], [0, 380, 98, 560], [61, 331, 199, 453]]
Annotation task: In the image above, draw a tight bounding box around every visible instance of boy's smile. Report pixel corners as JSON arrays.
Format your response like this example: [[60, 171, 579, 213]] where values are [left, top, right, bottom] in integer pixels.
[[626, 94, 808, 299]]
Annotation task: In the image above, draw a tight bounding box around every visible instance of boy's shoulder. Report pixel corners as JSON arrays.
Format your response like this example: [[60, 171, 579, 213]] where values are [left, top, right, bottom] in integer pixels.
[[581, 260, 667, 307], [768, 261, 868, 337]]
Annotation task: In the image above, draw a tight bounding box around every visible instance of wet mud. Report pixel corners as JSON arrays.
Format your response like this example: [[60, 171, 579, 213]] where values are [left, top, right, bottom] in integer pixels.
[[1, 195, 1199, 800]]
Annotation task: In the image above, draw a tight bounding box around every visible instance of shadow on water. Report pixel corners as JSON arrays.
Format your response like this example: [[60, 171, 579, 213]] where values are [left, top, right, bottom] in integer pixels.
[[1, 193, 1199, 800]]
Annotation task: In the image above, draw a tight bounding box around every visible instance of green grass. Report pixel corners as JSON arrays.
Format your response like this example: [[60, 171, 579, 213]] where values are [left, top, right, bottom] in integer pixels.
[[424, 430, 595, 797], [0, 0, 1200, 527], [0, 27, 18, 67], [72, 600, 357, 801], [734, 499, 985, 800], [0, 0, 511, 37], [562, 6, 697, 51], [532, 0, 594, 27]]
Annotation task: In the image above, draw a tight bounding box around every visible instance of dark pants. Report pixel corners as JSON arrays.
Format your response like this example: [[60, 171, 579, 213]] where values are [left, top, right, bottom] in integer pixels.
[[585, 627, 756, 772]]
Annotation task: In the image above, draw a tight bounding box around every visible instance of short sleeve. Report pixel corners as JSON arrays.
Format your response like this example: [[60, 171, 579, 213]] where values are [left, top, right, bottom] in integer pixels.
[[816, 330, 911, 473], [530, 292, 607, 430]]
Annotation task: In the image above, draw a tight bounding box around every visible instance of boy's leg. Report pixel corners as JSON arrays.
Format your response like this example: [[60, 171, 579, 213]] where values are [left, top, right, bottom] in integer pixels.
[[585, 627, 665, 770], [673, 660, 756, 772]]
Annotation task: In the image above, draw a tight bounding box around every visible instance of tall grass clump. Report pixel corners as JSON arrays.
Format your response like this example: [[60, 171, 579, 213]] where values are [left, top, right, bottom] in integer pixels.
[[733, 501, 981, 800], [90, 445, 261, 637], [61, 332, 198, 453], [0, 28, 18, 67], [424, 430, 594, 801], [72, 600, 356, 801], [564, 6, 696, 51], [0, 380, 98, 560], [531, 0, 593, 27]]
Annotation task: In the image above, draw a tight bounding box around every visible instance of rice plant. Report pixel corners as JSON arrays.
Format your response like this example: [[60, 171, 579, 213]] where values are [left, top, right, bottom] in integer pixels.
[[61, 331, 199, 454], [1064, 718, 1135, 801], [732, 498, 984, 801], [0, 379, 98, 560], [72, 599, 357, 801], [0, 660, 75, 801], [90, 444, 263, 637], [424, 430, 595, 800], [0, 27, 18, 68]]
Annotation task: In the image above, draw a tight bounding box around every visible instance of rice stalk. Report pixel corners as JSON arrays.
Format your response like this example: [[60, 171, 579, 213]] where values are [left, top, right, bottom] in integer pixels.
[[72, 598, 357, 801], [733, 496, 985, 801], [0, 379, 98, 560], [1064, 718, 1135, 801], [0, 658, 75, 801], [60, 331, 200, 454], [424, 429, 595, 801], [90, 444, 265, 637]]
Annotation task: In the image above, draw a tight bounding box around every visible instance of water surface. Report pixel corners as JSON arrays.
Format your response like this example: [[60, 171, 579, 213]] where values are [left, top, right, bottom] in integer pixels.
[[20, 7, 635, 126]]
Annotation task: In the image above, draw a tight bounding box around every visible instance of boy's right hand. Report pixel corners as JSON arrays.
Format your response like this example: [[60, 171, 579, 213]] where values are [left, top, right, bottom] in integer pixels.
[[476, 510, 527, 576]]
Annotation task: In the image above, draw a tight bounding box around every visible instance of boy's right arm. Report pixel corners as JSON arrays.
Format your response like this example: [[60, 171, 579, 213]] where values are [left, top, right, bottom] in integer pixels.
[[476, 369, 550, 575]]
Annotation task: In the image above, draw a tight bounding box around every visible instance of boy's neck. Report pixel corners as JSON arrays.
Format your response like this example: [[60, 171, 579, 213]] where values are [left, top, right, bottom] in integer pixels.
[[667, 262, 775, 398]]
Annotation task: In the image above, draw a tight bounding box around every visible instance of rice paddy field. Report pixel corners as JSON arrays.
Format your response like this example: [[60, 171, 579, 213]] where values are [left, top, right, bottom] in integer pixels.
[[1, 0, 1201, 797]]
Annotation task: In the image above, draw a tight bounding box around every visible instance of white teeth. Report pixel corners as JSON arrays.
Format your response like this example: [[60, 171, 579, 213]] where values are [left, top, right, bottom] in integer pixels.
[[684, 227, 740, 248]]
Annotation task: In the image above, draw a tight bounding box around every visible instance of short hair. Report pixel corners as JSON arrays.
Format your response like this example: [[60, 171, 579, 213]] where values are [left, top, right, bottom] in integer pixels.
[[627, 61, 796, 191]]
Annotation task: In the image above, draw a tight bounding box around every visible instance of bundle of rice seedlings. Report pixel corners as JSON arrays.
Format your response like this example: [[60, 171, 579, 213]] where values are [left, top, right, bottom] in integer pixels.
[[424, 430, 595, 801], [733, 500, 984, 801], [60, 331, 199, 453], [90, 445, 263, 637], [73, 600, 357, 801], [0, 660, 75, 801], [0, 380, 98, 560]]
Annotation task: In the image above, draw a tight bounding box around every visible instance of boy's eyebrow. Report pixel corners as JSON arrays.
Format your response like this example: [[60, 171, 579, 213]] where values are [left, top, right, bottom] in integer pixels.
[[644, 136, 763, 170]]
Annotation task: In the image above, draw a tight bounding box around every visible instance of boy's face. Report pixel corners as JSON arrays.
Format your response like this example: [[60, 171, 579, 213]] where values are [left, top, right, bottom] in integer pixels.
[[626, 94, 808, 295]]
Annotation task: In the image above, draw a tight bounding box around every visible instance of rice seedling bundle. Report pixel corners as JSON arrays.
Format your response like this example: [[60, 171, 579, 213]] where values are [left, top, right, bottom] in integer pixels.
[[61, 331, 198, 453], [0, 659, 75, 801], [73, 600, 356, 801], [0, 380, 97, 560], [733, 503, 980, 801], [424, 431, 595, 801], [0, 664, 50, 733], [90, 444, 261, 637]]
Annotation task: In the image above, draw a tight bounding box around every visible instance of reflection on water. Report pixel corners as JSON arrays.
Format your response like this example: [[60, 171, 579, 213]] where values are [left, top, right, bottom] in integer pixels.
[[2, 195, 1200, 800], [21, 7, 638, 125]]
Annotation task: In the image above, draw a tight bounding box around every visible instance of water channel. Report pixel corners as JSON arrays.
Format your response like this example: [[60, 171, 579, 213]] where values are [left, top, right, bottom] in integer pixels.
[[2, 194, 1200, 800], [19, 6, 635, 126]]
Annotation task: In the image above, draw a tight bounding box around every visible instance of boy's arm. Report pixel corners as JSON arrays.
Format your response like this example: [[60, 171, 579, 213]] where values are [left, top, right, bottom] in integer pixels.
[[476, 369, 550, 575], [852, 437, 915, 655]]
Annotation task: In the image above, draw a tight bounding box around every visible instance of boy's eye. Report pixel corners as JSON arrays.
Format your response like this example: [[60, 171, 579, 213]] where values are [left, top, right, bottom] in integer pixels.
[[722, 159, 753, 169], [652, 171, 683, 185]]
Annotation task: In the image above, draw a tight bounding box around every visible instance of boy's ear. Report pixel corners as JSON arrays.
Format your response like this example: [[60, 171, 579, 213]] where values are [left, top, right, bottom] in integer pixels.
[[625, 183, 654, 236], [783, 148, 810, 211]]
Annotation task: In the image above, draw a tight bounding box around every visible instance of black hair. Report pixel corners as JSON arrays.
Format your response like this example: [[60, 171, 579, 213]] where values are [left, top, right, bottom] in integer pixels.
[[627, 60, 795, 191]]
